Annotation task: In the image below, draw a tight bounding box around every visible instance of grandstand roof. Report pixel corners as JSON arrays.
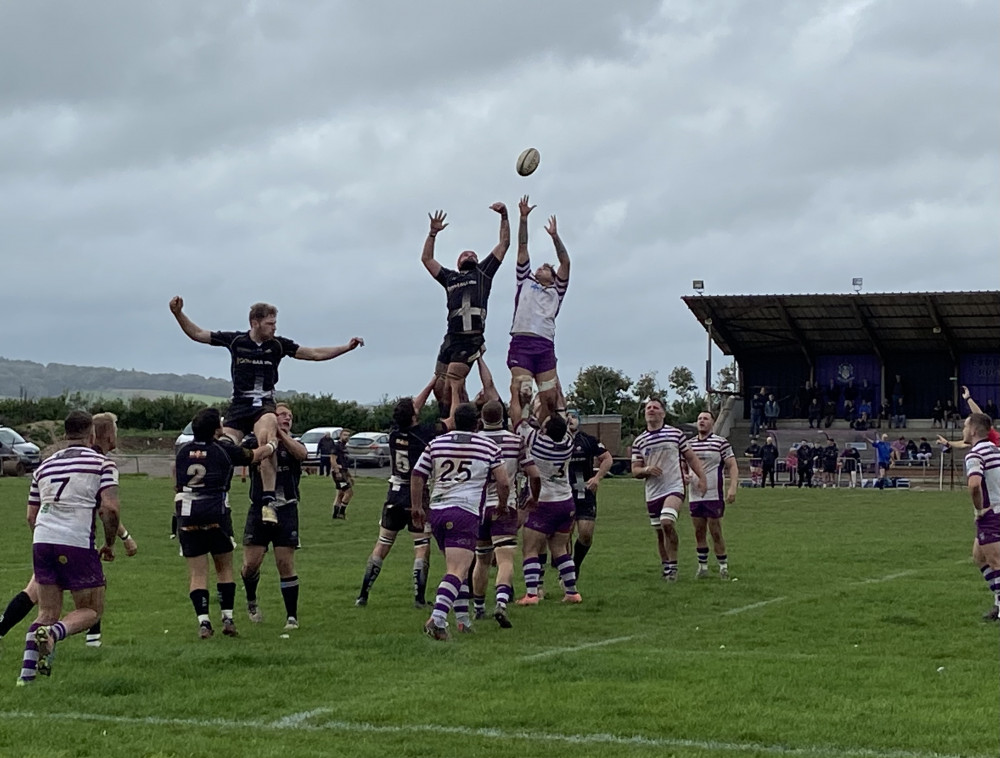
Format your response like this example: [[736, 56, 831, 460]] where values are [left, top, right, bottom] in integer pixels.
[[682, 291, 1000, 361]]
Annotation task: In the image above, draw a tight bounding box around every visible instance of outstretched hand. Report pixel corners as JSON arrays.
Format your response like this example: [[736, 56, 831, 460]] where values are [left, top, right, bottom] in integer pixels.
[[545, 215, 558, 237], [428, 210, 448, 234], [169, 296, 184, 315], [961, 385, 970, 401], [490, 201, 508, 215], [519, 195, 536, 217], [348, 337, 365, 350]]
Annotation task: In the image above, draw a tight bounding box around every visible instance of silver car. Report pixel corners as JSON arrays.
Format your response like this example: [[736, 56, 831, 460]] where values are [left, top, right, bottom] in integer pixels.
[[345, 432, 390, 467]]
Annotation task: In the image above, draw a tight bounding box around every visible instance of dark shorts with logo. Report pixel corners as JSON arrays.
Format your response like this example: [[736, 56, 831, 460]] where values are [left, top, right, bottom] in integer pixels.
[[178, 518, 235, 558], [33, 543, 105, 591], [223, 400, 276, 436], [243, 502, 299, 549], [380, 485, 424, 534], [436, 333, 485, 369], [574, 493, 597, 522]]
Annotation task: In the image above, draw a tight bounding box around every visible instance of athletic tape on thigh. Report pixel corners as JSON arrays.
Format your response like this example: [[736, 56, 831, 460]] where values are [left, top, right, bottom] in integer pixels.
[[377, 533, 397, 546], [475, 545, 494, 558], [659, 507, 679, 524], [413, 537, 430, 547], [536, 378, 558, 392], [493, 537, 517, 549]]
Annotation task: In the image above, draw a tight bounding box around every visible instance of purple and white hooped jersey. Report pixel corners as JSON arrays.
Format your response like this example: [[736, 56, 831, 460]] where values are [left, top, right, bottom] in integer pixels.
[[414, 431, 503, 516], [632, 425, 690, 502], [688, 434, 734, 503], [525, 427, 574, 502], [508, 261, 568, 342], [479, 429, 533, 508], [966, 440, 1000, 519], [29, 446, 118, 550]]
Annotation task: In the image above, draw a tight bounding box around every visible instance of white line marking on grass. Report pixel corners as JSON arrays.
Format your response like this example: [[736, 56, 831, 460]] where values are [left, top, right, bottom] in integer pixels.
[[519, 635, 637, 660], [0, 710, 988, 758], [855, 571, 916, 585], [722, 597, 787, 615], [272, 708, 332, 728]]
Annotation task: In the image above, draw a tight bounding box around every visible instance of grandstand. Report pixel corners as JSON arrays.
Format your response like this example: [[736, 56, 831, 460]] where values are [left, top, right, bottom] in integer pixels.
[[683, 291, 1000, 487]]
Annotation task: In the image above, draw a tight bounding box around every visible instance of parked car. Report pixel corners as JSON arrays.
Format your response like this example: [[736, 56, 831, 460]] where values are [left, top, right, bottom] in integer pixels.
[[0, 426, 42, 476], [299, 426, 344, 466], [345, 432, 390, 467], [174, 422, 194, 455]]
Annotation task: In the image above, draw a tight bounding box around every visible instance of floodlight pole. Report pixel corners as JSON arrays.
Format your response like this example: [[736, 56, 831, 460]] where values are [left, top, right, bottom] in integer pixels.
[[705, 318, 713, 411]]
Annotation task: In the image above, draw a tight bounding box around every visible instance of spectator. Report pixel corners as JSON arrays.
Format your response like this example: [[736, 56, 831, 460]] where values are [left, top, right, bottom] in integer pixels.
[[795, 441, 813, 488], [890, 436, 907, 463], [823, 399, 836, 429], [824, 379, 840, 408], [785, 446, 798, 485], [760, 435, 779, 488], [840, 444, 861, 488], [892, 397, 907, 429], [985, 399, 999, 422], [916, 437, 932, 461], [797, 381, 814, 419], [943, 398, 959, 429], [821, 439, 839, 487], [879, 398, 891, 429], [807, 398, 821, 429], [764, 394, 780, 430], [745, 437, 762, 487], [843, 380, 858, 407], [843, 398, 856, 423], [750, 387, 766, 437], [891, 373, 905, 411], [855, 398, 872, 430], [931, 400, 944, 428], [859, 379, 875, 405], [316, 432, 335, 477], [905, 438, 918, 461]]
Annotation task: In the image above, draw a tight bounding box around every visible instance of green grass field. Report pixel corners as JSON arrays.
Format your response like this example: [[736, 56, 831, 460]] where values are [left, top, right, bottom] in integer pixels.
[[0, 476, 995, 758]]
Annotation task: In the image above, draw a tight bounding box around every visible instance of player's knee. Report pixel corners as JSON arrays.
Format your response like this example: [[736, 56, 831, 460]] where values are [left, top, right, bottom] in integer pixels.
[[378, 532, 397, 547]]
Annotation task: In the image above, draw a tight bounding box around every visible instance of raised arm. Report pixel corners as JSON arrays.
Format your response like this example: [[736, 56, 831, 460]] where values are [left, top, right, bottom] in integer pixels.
[[476, 356, 501, 403], [546, 215, 570, 282], [295, 338, 365, 362], [422, 210, 448, 279], [414, 375, 437, 416], [169, 296, 212, 344], [587, 448, 614, 492], [962, 386, 983, 415], [517, 195, 535, 265], [487, 202, 511, 263]]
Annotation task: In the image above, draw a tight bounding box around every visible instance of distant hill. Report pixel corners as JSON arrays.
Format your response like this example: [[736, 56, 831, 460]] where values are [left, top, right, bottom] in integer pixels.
[[0, 357, 236, 399]]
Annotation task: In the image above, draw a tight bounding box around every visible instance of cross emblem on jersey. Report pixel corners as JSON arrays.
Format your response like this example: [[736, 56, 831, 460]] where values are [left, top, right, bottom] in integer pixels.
[[450, 291, 484, 332]]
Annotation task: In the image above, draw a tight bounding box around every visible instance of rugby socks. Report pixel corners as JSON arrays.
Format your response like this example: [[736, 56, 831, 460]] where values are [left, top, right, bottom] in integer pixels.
[[86, 620, 102, 647], [697, 547, 710, 568], [359, 556, 383, 600], [19, 622, 43, 682], [473, 595, 486, 616], [431, 574, 462, 627], [553, 554, 578, 595], [190, 589, 210, 623], [413, 558, 429, 605], [662, 560, 671, 577], [716, 553, 728, 570], [664, 560, 678, 577], [453, 582, 471, 624], [49, 621, 68, 642], [242, 567, 261, 603], [537, 552, 547, 593], [983, 567, 1000, 605], [217, 582, 237, 621], [573, 540, 591, 575], [495, 584, 513, 608], [280, 575, 300, 619], [0, 590, 35, 638], [522, 557, 542, 597]]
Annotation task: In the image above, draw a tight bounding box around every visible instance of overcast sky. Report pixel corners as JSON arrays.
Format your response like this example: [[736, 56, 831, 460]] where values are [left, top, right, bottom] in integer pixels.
[[2, 0, 997, 403]]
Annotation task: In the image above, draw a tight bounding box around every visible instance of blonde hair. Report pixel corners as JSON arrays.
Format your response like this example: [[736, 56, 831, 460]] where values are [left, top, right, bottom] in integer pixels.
[[92, 412, 118, 438]]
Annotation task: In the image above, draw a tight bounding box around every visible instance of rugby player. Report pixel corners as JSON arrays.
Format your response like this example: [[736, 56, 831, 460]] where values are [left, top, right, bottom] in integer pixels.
[[473, 400, 540, 627], [175, 407, 270, 639], [169, 296, 363, 525], [355, 378, 440, 608], [962, 412, 1000, 621], [0, 412, 136, 651], [686, 411, 738, 580], [241, 403, 307, 630], [507, 197, 570, 425], [632, 398, 707, 581], [17, 411, 120, 684], [515, 408, 580, 605], [412, 404, 510, 640], [331, 428, 354, 519], [566, 410, 612, 577], [422, 204, 510, 420]]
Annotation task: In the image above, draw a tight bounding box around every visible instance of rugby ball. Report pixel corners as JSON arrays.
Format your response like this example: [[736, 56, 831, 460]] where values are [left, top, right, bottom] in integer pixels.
[[516, 148, 540, 177]]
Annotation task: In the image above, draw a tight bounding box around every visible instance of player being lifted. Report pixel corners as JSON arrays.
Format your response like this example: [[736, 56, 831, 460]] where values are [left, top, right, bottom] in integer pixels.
[[422, 203, 510, 420], [355, 377, 441, 608], [412, 404, 510, 640], [169, 297, 363, 525], [241, 403, 307, 630], [507, 196, 570, 426], [686, 411, 738, 580], [632, 398, 707, 581], [473, 399, 541, 628]]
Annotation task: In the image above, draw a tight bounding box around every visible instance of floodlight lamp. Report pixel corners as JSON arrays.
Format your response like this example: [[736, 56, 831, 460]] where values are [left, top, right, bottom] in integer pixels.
[[692, 280, 705, 295], [852, 277, 863, 293]]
